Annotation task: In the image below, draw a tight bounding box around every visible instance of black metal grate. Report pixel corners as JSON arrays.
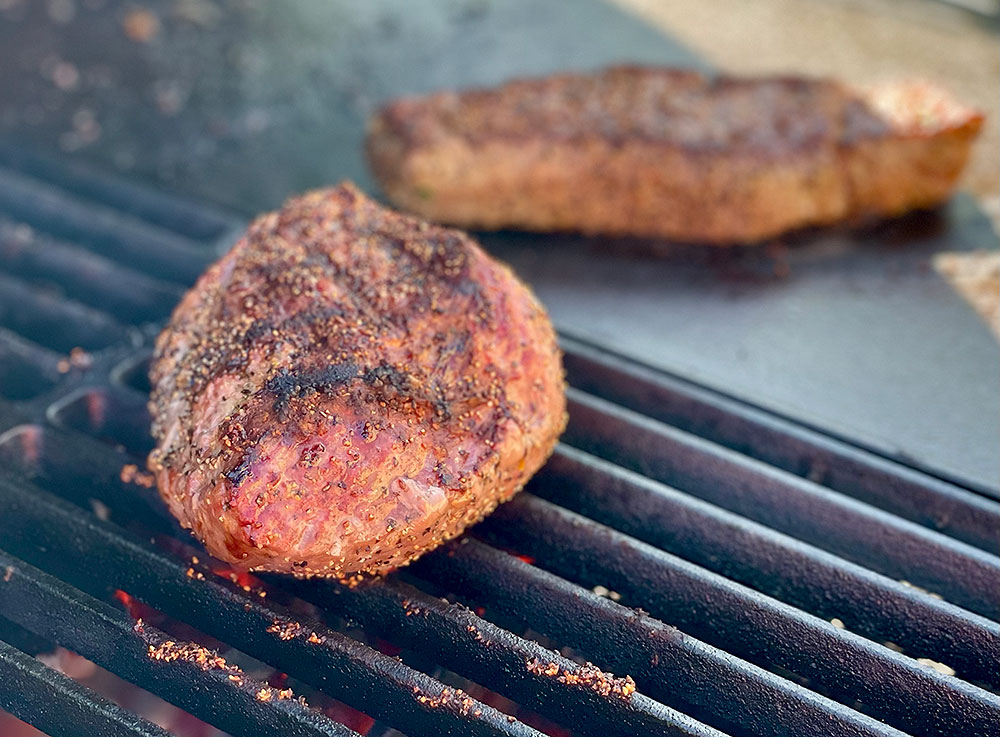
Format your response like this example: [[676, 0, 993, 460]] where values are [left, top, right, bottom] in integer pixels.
[[0, 147, 997, 737]]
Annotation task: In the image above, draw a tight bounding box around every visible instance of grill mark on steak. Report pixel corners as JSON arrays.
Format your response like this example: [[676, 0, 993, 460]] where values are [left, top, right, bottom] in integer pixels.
[[160, 189, 491, 407], [264, 363, 360, 418], [361, 362, 414, 396]]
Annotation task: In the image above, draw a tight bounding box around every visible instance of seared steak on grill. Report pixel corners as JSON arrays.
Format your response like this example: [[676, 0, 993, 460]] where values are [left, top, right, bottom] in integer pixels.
[[148, 183, 566, 577], [367, 66, 982, 244]]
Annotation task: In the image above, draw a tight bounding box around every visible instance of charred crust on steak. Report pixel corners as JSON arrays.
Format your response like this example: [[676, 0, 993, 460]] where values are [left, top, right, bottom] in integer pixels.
[[224, 445, 259, 489], [148, 183, 566, 576], [264, 363, 360, 419]]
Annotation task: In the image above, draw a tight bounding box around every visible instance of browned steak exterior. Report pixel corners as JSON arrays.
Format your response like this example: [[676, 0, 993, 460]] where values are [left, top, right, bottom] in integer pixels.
[[148, 184, 566, 577], [367, 66, 983, 244]]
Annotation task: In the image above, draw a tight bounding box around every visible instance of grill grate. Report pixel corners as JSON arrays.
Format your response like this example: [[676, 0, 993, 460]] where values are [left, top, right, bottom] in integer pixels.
[[0, 147, 997, 737]]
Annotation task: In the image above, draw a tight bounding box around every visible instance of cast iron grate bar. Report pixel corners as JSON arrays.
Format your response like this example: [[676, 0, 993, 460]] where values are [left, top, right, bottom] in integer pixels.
[[0, 217, 183, 324], [111, 353, 154, 395], [470, 496, 1000, 737], [0, 272, 129, 353], [0, 167, 213, 285], [0, 143, 240, 243], [0, 422, 207, 534], [413, 537, 1000, 737], [0, 550, 361, 737], [282, 575, 718, 737], [282, 572, 898, 737], [0, 328, 61, 401], [411, 539, 917, 737], [47, 386, 155, 458], [563, 389, 1000, 619], [532, 445, 1000, 688], [0, 637, 171, 737], [562, 335, 1000, 510]]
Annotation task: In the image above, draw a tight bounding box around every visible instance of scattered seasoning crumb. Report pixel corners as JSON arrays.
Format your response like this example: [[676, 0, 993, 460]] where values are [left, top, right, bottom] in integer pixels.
[[414, 687, 476, 715], [120, 464, 156, 488], [592, 585, 622, 602], [465, 624, 485, 642], [89, 498, 111, 521], [917, 658, 956, 676], [898, 579, 943, 600], [191, 556, 200, 565], [185, 567, 206, 581], [830, 618, 845, 629], [3, 566, 13, 582], [307, 632, 322, 644], [123, 7, 160, 42], [57, 348, 92, 372], [526, 658, 636, 701], [144, 636, 304, 700], [338, 573, 366, 588], [266, 620, 302, 641], [146, 639, 241, 678], [68, 347, 92, 369]]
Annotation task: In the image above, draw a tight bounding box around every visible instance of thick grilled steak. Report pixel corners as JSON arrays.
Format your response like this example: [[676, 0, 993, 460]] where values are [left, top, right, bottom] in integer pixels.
[[148, 184, 566, 577], [367, 66, 983, 244]]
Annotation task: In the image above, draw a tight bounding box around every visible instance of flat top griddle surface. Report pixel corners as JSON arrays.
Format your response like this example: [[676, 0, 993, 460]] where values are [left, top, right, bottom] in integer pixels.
[[0, 0, 995, 493]]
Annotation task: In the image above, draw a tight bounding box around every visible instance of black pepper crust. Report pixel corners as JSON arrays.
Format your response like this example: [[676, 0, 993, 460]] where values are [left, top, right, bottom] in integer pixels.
[[148, 183, 566, 576]]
